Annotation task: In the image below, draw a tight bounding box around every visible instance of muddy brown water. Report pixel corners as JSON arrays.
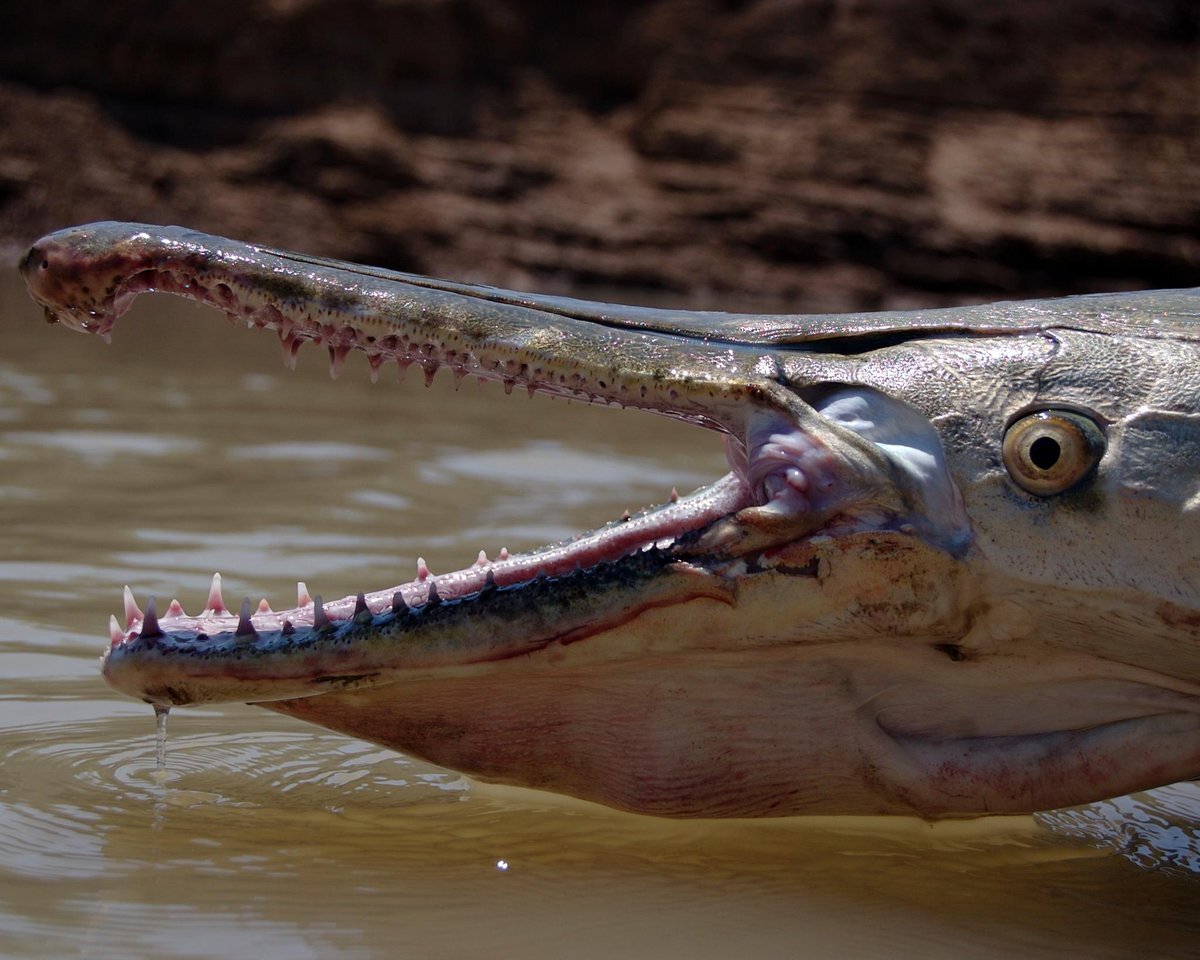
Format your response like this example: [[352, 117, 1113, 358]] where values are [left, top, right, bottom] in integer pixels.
[[1, 267, 1197, 959]]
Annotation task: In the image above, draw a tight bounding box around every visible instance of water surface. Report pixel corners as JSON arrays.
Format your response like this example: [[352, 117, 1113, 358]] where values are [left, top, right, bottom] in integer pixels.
[[1, 268, 1197, 958]]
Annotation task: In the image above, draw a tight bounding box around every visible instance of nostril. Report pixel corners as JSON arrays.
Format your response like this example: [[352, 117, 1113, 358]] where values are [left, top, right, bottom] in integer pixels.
[[16, 244, 47, 277]]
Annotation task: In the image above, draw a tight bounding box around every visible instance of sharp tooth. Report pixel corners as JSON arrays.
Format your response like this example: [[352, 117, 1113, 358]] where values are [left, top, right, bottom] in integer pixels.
[[353, 592, 371, 622], [256, 598, 273, 615], [503, 379, 514, 396], [426, 580, 441, 605], [417, 558, 431, 581], [422, 362, 438, 387], [109, 615, 123, 645], [312, 595, 331, 631], [367, 354, 384, 384], [206, 573, 226, 614], [280, 332, 301, 370], [391, 591, 408, 614], [482, 569, 498, 592], [621, 510, 632, 522], [476, 550, 489, 566], [166, 598, 185, 617], [499, 547, 510, 561], [669, 487, 679, 503], [123, 586, 143, 628], [138, 596, 164, 639], [235, 597, 257, 638], [328, 344, 351, 379], [396, 358, 411, 383], [297, 581, 311, 607]]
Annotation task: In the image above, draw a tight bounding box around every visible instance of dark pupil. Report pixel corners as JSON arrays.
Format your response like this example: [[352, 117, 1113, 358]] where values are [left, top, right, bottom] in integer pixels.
[[1029, 435, 1061, 470]]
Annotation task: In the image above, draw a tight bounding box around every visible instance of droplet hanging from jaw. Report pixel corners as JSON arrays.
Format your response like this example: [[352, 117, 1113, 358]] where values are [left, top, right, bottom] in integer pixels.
[[153, 703, 170, 774]]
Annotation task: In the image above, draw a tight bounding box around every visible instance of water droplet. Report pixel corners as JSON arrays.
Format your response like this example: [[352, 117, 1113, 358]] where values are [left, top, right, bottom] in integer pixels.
[[153, 703, 170, 774], [496, 859, 509, 872]]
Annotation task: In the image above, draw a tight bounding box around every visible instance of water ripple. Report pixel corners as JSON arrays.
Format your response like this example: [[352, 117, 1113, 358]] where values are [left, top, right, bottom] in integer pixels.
[[0, 710, 467, 884], [1038, 784, 1200, 877]]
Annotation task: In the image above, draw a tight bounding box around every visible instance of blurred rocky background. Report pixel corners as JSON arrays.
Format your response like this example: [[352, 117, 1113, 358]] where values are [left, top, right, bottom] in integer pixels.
[[1, 0, 1197, 310]]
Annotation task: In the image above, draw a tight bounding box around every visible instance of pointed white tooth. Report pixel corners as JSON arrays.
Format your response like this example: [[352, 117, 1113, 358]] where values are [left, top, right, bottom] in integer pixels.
[[328, 344, 350, 379], [417, 557, 430, 581], [669, 487, 679, 503], [206, 572, 226, 613], [256, 598, 272, 615], [166, 598, 185, 617], [109, 615, 123, 644], [297, 581, 311, 607], [367, 354, 384, 384], [499, 547, 510, 561], [123, 586, 142, 628], [280, 333, 300, 370], [476, 550, 489, 566]]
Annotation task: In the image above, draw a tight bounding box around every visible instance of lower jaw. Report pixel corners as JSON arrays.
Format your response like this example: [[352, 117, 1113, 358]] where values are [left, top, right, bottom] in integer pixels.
[[101, 557, 739, 707]]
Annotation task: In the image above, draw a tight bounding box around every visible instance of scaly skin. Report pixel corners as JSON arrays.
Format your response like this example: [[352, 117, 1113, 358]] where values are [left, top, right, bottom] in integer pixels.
[[20, 223, 1200, 817]]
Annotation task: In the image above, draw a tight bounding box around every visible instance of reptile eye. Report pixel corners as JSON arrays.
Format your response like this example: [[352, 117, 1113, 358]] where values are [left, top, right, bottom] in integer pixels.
[[1002, 410, 1105, 496]]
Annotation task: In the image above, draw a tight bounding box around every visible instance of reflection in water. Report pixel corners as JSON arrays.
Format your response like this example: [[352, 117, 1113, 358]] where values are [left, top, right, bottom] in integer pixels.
[[1, 272, 1198, 958]]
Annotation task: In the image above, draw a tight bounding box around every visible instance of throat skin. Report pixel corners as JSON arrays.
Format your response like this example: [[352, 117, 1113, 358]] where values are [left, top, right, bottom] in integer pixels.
[[263, 544, 1200, 818], [17, 222, 1200, 818]]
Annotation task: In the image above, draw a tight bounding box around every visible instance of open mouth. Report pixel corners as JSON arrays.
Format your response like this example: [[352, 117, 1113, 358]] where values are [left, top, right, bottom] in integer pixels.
[[23, 222, 969, 708]]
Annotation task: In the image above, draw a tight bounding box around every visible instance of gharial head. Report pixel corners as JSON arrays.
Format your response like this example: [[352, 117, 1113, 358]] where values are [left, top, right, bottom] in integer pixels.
[[21, 222, 1200, 818]]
